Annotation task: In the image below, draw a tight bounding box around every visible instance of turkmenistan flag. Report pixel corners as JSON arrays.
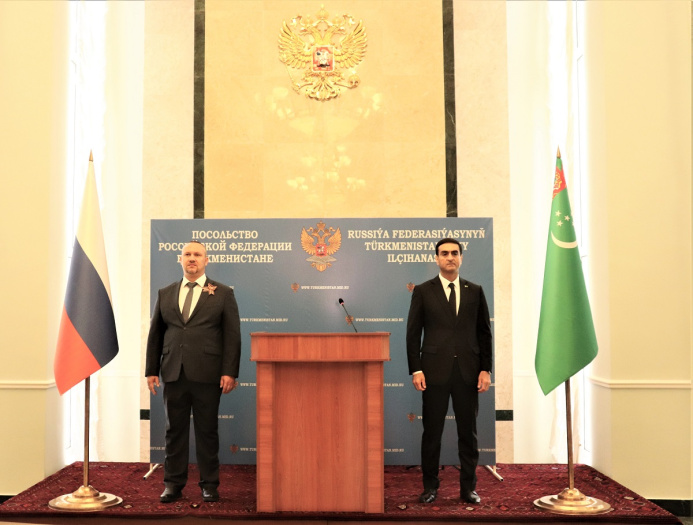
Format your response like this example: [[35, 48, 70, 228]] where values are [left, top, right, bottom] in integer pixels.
[[535, 150, 598, 395]]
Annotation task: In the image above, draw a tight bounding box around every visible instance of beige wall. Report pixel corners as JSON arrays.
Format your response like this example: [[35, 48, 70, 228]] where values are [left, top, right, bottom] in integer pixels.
[[585, 1, 692, 499], [0, 0, 145, 495], [0, 1, 69, 494]]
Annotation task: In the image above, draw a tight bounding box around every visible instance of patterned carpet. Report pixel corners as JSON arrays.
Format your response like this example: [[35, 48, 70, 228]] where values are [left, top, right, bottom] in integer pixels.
[[0, 462, 681, 523]]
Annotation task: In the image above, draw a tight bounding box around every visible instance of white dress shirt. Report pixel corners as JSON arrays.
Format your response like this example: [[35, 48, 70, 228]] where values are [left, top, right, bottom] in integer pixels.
[[439, 273, 459, 315], [178, 274, 207, 316]]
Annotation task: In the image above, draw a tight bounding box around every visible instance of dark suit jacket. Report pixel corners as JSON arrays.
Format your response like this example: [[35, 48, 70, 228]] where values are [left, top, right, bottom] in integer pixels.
[[406, 276, 492, 386], [145, 278, 241, 384]]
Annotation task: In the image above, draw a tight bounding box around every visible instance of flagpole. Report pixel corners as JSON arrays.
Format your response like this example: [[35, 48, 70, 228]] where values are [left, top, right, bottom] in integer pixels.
[[50, 152, 121, 510], [565, 378, 574, 491], [533, 378, 611, 515], [48, 377, 122, 511], [84, 377, 90, 489]]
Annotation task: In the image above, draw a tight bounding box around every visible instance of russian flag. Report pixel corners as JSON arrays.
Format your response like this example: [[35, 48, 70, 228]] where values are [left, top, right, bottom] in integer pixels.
[[54, 154, 119, 395]]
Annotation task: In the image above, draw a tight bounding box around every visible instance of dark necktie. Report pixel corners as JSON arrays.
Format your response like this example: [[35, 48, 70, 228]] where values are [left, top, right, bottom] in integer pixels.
[[182, 282, 196, 323], [448, 282, 456, 316]]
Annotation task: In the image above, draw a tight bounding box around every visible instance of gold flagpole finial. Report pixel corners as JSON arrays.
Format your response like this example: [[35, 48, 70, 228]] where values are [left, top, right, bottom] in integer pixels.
[[556, 147, 561, 159], [89, 150, 93, 162]]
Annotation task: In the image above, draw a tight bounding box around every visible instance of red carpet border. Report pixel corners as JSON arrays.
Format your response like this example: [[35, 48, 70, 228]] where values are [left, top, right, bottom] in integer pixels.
[[0, 462, 680, 522]]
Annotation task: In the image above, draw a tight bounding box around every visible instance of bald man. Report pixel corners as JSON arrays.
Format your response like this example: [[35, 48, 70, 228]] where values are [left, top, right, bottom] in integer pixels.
[[146, 241, 241, 503]]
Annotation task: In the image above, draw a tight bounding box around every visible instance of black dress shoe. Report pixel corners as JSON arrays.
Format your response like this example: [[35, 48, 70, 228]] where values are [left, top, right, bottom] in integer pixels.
[[160, 487, 182, 503], [461, 490, 481, 504], [201, 487, 219, 502], [419, 488, 437, 503]]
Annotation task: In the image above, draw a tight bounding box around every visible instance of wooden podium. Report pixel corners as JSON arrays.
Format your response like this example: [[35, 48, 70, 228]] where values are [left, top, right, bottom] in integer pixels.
[[251, 332, 390, 513]]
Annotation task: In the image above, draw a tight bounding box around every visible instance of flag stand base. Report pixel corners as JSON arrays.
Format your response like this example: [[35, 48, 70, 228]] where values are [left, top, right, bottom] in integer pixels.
[[48, 484, 122, 512], [534, 487, 612, 515]]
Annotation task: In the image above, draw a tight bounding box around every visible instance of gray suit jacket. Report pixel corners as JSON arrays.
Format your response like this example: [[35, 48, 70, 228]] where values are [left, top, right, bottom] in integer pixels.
[[406, 276, 492, 386], [145, 278, 241, 383]]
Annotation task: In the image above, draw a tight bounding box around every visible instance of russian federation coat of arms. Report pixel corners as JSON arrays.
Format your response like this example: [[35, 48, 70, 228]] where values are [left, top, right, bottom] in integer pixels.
[[279, 6, 367, 101], [301, 221, 342, 271]]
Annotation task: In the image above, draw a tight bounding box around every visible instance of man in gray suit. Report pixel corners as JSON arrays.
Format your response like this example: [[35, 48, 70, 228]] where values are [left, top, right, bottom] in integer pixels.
[[146, 240, 241, 503], [406, 238, 492, 505]]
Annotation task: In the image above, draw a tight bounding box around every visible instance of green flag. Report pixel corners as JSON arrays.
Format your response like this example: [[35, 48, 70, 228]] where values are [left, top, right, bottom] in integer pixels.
[[535, 151, 598, 395]]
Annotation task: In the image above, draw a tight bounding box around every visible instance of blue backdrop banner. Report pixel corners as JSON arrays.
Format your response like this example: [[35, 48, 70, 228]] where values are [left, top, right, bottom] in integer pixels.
[[149, 218, 495, 466]]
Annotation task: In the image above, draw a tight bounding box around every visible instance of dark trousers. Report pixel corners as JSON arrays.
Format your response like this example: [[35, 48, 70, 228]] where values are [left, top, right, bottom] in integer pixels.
[[163, 368, 222, 490], [421, 361, 479, 493]]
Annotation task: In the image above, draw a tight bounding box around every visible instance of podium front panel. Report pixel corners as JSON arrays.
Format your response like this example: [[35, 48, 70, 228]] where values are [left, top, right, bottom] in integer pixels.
[[252, 332, 389, 513]]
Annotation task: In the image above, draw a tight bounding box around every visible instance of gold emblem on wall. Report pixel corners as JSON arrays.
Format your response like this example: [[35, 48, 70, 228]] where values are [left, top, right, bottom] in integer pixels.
[[301, 220, 342, 271], [279, 5, 367, 101]]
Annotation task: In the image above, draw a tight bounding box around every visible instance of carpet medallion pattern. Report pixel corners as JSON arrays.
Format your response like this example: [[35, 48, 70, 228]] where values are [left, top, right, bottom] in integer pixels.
[[0, 462, 680, 523]]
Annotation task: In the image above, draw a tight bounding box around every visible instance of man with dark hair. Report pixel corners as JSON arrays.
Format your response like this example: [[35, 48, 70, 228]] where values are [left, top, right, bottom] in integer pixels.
[[146, 240, 241, 503], [406, 238, 493, 504]]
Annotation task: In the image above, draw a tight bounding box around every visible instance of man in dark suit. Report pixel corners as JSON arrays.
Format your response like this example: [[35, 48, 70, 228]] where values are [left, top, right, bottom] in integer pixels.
[[406, 238, 493, 505], [145, 240, 241, 504]]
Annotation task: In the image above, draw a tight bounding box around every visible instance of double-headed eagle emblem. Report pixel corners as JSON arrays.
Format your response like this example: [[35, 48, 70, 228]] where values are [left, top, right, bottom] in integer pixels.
[[279, 6, 367, 101], [301, 221, 342, 272]]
